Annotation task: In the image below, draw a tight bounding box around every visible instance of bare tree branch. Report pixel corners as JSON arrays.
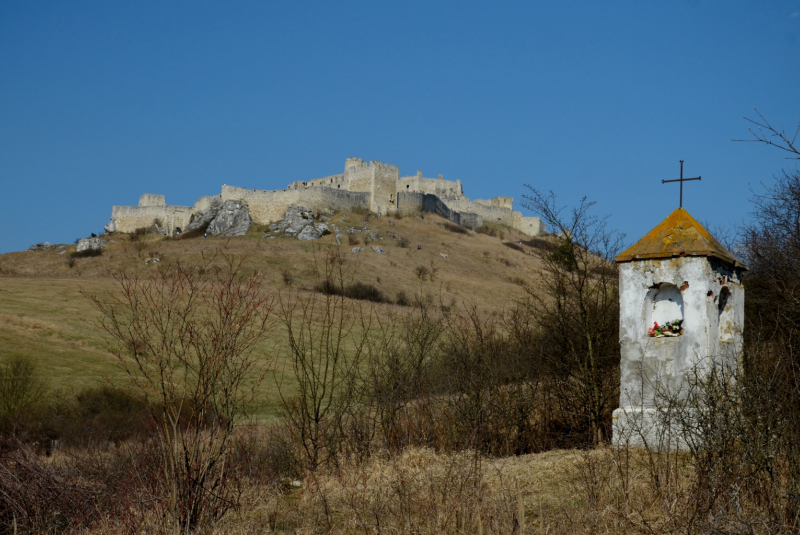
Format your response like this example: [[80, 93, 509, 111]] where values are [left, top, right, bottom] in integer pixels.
[[734, 107, 800, 159]]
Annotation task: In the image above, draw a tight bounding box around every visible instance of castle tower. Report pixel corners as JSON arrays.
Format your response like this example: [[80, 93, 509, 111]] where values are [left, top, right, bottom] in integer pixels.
[[612, 208, 747, 449], [343, 158, 399, 216]]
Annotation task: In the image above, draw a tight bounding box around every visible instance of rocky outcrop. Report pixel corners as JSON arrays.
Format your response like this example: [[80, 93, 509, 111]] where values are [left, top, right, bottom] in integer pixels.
[[28, 242, 68, 252], [266, 206, 331, 241], [76, 237, 107, 252], [297, 225, 323, 241], [185, 200, 253, 237]]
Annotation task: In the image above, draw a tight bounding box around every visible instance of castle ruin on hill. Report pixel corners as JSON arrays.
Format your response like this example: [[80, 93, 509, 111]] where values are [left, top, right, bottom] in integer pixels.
[[104, 158, 546, 237]]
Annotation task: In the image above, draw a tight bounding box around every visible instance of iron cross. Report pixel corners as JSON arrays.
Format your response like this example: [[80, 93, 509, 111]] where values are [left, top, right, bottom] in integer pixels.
[[662, 160, 701, 208]]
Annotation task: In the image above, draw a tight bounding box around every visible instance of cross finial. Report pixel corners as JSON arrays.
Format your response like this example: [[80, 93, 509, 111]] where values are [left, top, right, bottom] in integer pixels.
[[662, 160, 701, 208]]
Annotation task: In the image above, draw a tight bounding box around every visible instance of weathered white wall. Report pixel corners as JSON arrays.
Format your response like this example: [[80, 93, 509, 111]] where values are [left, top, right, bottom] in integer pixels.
[[110, 205, 193, 233], [220, 184, 369, 225], [398, 175, 463, 199], [139, 193, 166, 207], [612, 257, 745, 449]]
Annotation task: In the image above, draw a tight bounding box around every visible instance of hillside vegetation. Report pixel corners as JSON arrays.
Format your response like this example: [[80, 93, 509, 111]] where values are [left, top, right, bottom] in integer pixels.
[[0, 212, 546, 417]]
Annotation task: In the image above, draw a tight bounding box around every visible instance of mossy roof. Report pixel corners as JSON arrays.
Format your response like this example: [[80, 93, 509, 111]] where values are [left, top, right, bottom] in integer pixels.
[[615, 207, 748, 269]]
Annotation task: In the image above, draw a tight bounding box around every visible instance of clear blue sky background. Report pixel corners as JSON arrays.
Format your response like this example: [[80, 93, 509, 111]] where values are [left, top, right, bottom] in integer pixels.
[[1, 1, 799, 254]]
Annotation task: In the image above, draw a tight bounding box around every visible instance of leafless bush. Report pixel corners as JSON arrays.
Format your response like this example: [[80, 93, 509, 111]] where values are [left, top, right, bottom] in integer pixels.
[[396, 290, 410, 306], [0, 438, 167, 534], [0, 356, 46, 422], [69, 248, 102, 259], [86, 250, 275, 530], [415, 265, 430, 280], [520, 190, 622, 446], [278, 253, 372, 474]]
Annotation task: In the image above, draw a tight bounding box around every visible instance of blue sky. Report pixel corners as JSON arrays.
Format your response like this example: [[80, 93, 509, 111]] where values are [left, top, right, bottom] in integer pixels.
[[1, 1, 799, 253]]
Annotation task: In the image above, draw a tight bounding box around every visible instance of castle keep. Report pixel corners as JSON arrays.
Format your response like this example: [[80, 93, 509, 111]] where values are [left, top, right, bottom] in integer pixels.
[[105, 158, 545, 236]]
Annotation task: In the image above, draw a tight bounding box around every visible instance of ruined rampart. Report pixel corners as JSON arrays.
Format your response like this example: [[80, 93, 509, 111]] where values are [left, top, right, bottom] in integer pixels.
[[288, 174, 346, 190], [444, 198, 516, 227], [221, 185, 369, 225], [110, 205, 193, 233], [106, 157, 545, 237], [398, 176, 463, 200], [396, 192, 483, 229]]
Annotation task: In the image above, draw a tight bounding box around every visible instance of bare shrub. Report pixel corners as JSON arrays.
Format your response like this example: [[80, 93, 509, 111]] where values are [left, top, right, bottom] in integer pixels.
[[278, 255, 373, 474], [69, 248, 102, 259], [129, 227, 147, 241], [0, 356, 46, 421], [86, 251, 276, 530], [297, 448, 537, 534], [230, 425, 300, 485], [414, 265, 430, 280], [0, 438, 164, 534], [396, 291, 410, 306], [281, 269, 294, 286], [314, 279, 389, 304], [347, 233, 360, 246], [519, 191, 622, 446]]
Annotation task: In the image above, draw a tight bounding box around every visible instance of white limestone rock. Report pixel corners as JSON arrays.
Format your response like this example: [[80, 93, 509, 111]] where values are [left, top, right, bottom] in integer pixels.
[[186, 199, 253, 237], [76, 237, 107, 252], [297, 225, 323, 241]]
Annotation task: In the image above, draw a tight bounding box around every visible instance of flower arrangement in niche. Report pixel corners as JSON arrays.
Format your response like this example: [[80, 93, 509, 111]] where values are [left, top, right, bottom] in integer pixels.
[[648, 319, 683, 337]]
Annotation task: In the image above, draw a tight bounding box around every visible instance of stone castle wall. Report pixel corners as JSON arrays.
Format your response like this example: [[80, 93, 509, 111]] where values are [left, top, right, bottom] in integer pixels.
[[221, 185, 369, 225], [343, 159, 400, 215], [138, 193, 166, 207], [444, 198, 516, 226], [474, 196, 513, 210], [398, 175, 463, 199], [107, 158, 545, 237], [287, 173, 346, 190], [110, 204, 193, 233], [396, 191, 424, 216]]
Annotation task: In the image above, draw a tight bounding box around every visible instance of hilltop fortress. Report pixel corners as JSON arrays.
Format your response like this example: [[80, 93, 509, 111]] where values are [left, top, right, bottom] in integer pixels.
[[105, 158, 545, 237]]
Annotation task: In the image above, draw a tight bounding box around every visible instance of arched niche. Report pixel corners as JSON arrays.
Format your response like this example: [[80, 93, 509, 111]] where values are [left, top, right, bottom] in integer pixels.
[[644, 283, 684, 336], [718, 286, 734, 344]]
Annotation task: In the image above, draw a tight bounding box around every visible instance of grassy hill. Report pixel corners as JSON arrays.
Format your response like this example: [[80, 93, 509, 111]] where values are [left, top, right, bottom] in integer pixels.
[[0, 211, 549, 418]]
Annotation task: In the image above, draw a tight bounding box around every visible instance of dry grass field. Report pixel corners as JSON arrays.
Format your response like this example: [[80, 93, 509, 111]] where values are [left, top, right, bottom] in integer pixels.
[[0, 212, 548, 419]]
